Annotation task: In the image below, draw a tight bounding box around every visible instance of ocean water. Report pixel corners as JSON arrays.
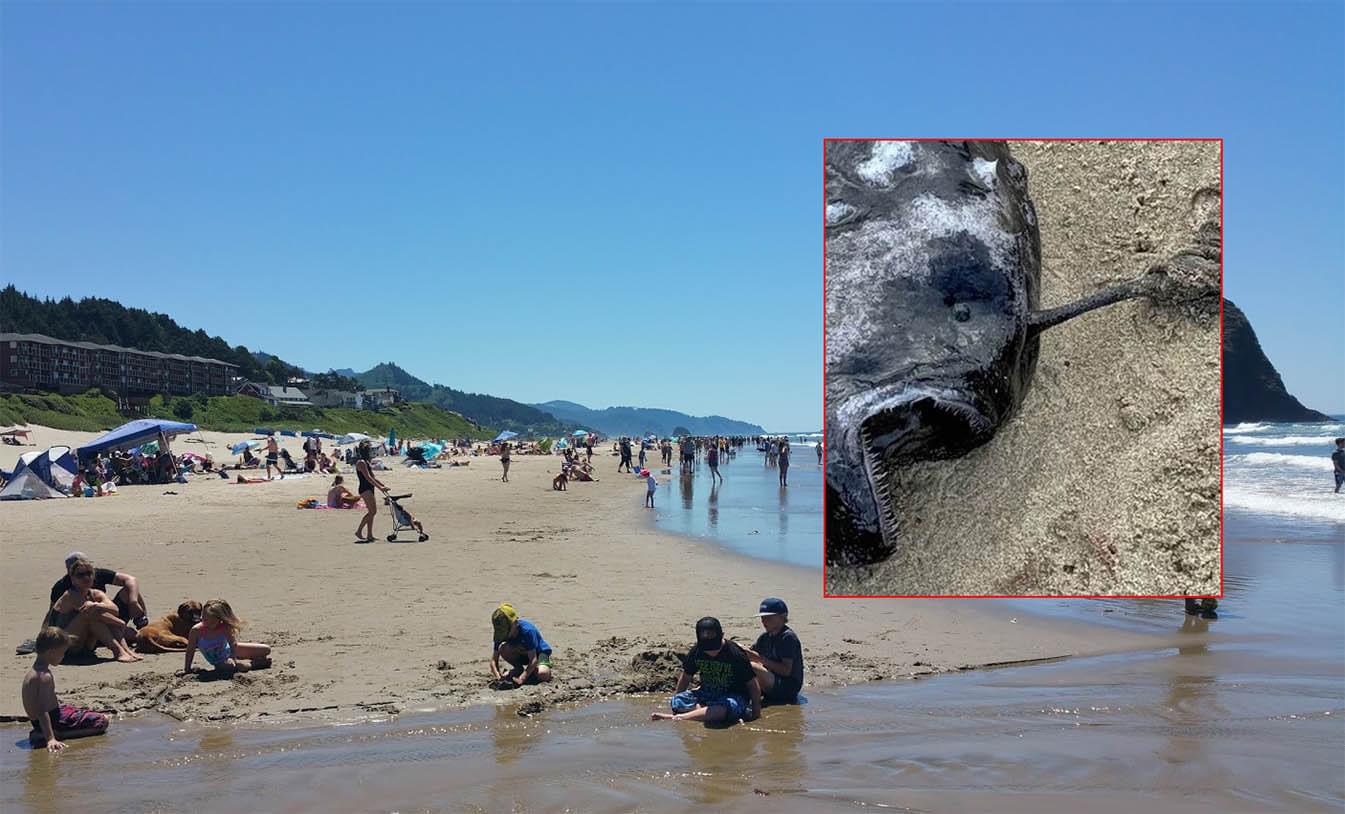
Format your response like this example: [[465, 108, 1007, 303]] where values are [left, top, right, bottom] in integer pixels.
[[650, 437, 822, 569], [1223, 417, 1345, 541]]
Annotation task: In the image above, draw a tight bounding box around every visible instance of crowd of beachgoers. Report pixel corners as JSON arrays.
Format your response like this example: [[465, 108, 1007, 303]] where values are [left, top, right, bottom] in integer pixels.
[[10, 427, 822, 751]]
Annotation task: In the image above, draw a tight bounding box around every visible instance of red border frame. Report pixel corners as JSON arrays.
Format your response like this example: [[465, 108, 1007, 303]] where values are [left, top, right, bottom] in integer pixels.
[[821, 137, 1225, 600]]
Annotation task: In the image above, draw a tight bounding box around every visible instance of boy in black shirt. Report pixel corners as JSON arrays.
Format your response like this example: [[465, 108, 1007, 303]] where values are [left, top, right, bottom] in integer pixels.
[[742, 597, 804, 705], [651, 617, 761, 723]]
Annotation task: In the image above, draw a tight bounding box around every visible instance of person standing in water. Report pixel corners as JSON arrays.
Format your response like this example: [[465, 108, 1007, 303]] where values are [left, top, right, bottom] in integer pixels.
[[707, 441, 723, 485], [778, 439, 791, 486], [1332, 437, 1345, 494]]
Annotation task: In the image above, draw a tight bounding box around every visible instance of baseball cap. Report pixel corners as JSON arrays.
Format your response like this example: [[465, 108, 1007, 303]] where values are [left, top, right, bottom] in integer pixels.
[[492, 603, 519, 642], [755, 597, 788, 616], [695, 617, 722, 638], [65, 551, 90, 569]]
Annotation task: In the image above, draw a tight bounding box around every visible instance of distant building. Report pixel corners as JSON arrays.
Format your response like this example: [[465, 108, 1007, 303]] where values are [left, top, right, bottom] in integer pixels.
[[236, 381, 269, 399], [362, 387, 401, 408], [0, 332, 237, 398], [309, 389, 361, 408], [264, 385, 311, 407]]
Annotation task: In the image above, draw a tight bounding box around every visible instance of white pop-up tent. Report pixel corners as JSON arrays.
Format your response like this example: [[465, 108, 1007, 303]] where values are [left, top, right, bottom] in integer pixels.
[[1, 446, 77, 500]]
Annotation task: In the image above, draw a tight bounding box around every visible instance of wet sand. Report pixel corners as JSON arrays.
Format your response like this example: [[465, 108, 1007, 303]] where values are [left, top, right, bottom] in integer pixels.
[[3, 541, 1339, 813], [828, 140, 1222, 596], [1, 425, 1153, 727]]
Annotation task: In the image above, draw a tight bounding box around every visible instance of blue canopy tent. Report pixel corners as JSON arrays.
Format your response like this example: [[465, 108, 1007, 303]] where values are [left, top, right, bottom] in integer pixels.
[[77, 419, 198, 460], [493, 430, 519, 442]]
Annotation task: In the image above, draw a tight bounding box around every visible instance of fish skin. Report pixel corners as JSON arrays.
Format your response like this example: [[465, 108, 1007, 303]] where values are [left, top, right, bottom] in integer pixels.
[[825, 140, 1042, 566]]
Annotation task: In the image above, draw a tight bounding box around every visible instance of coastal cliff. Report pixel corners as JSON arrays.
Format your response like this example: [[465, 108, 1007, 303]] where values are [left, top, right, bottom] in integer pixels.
[[1223, 299, 1332, 424]]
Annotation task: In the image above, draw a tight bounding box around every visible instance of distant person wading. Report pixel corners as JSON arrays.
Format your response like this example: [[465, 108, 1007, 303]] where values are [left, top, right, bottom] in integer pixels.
[[1333, 437, 1345, 494]]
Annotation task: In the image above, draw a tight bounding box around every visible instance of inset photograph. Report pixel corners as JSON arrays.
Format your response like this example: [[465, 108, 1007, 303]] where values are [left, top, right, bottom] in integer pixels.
[[824, 139, 1222, 597]]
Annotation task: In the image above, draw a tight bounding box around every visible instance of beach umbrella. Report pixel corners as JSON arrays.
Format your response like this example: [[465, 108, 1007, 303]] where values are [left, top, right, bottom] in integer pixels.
[[231, 440, 260, 454], [493, 430, 519, 442], [571, 429, 589, 437], [387, 428, 397, 449], [338, 432, 374, 445]]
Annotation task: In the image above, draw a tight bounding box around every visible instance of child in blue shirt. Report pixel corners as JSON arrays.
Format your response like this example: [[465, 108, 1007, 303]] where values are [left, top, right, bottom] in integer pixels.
[[490, 603, 553, 687]]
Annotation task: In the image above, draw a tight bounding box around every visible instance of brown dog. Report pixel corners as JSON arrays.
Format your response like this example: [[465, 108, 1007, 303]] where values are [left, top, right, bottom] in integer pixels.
[[552, 471, 568, 491], [134, 601, 202, 653]]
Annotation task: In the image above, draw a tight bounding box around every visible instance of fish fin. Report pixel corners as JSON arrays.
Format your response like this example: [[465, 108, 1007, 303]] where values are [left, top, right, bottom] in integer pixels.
[[1027, 273, 1159, 337]]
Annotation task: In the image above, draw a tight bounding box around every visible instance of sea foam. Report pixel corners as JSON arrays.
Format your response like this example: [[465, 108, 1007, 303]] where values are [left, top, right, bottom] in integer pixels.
[[1225, 435, 1340, 447], [1224, 487, 1345, 523], [1229, 452, 1333, 471]]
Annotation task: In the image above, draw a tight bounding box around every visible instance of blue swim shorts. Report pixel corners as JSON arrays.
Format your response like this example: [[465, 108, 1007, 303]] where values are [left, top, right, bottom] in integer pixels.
[[670, 689, 747, 720]]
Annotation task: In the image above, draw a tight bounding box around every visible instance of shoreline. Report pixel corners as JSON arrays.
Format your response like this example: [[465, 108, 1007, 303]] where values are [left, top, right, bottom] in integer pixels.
[[3, 424, 1162, 728]]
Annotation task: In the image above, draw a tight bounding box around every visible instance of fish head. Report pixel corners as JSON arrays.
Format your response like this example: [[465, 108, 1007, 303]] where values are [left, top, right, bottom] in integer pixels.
[[825, 140, 1041, 563]]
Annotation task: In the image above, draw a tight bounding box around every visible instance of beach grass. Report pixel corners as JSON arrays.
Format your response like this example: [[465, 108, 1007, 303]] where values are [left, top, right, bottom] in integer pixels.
[[1, 390, 494, 439]]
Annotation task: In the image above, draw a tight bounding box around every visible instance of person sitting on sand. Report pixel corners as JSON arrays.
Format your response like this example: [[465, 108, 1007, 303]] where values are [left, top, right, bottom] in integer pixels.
[[49, 552, 149, 630], [48, 556, 143, 663], [489, 603, 553, 687], [651, 617, 760, 724], [183, 599, 272, 674], [22, 627, 111, 752], [738, 597, 803, 706], [327, 475, 362, 508]]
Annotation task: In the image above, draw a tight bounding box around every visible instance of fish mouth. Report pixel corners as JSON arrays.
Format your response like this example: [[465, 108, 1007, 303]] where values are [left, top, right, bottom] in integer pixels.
[[827, 390, 993, 565]]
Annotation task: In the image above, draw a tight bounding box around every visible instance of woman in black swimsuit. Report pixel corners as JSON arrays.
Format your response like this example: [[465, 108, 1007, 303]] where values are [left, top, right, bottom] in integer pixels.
[[354, 441, 389, 543]]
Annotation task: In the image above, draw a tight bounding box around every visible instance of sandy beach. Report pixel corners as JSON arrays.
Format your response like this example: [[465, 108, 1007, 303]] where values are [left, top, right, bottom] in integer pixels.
[[2, 424, 1159, 726], [828, 140, 1223, 597]]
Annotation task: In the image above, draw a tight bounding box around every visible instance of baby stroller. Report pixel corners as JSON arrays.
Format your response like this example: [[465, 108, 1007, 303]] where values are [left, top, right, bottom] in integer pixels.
[[384, 493, 429, 542]]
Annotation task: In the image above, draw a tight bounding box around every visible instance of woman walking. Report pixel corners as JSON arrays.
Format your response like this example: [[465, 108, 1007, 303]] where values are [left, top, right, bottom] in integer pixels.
[[354, 441, 389, 543]]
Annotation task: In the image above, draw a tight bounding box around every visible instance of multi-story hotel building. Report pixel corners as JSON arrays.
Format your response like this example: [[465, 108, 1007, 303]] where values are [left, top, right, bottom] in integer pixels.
[[0, 332, 237, 398]]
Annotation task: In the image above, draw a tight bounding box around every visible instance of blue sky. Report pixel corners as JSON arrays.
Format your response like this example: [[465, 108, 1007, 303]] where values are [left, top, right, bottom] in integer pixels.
[[3, 3, 1342, 429]]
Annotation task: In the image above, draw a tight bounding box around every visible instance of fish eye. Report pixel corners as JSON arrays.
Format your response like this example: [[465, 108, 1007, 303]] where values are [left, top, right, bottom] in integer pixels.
[[952, 303, 971, 322]]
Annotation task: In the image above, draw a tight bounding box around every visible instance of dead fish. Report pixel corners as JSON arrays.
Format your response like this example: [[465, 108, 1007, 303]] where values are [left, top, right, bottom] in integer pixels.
[[824, 140, 1214, 566]]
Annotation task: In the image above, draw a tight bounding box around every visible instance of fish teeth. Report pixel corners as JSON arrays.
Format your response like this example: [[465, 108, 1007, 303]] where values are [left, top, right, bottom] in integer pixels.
[[860, 426, 902, 551]]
